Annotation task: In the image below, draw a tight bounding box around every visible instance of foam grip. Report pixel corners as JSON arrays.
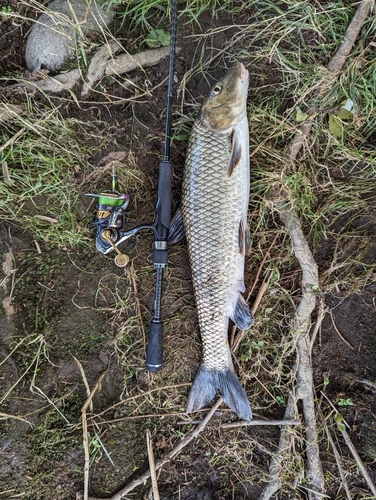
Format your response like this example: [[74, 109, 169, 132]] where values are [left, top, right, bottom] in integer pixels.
[[146, 320, 163, 372]]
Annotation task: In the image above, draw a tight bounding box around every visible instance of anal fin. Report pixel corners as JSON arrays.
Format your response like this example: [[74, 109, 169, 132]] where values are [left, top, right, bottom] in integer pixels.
[[231, 294, 253, 330]]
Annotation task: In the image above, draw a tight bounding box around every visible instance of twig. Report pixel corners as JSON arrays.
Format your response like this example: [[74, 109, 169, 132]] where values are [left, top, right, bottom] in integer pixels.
[[0, 411, 32, 426], [89, 409, 213, 427], [345, 374, 376, 391], [221, 418, 301, 429], [86, 383, 191, 422], [320, 391, 350, 430], [327, 0, 374, 73], [34, 240, 42, 254], [30, 384, 70, 424], [297, 486, 331, 498], [2, 160, 12, 186], [231, 269, 272, 351], [250, 269, 273, 317], [176, 418, 300, 427], [340, 428, 376, 496], [317, 405, 352, 500], [0, 127, 26, 153], [259, 395, 297, 500], [247, 232, 280, 301], [309, 295, 327, 353], [87, 397, 223, 500], [320, 392, 376, 496], [230, 232, 279, 349], [82, 372, 106, 500], [329, 310, 354, 350], [0, 102, 24, 123], [74, 355, 93, 412], [146, 430, 160, 500]]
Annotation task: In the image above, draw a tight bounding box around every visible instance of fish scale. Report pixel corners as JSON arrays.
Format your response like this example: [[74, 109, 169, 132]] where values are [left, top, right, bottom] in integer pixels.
[[182, 122, 245, 372], [177, 63, 253, 420]]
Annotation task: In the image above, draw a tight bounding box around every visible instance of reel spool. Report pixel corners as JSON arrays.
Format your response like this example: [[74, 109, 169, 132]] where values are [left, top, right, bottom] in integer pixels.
[[85, 180, 131, 267]]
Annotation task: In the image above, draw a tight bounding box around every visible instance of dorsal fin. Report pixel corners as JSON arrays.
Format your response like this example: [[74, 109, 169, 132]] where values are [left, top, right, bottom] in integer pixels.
[[168, 208, 185, 245], [226, 130, 242, 178], [239, 219, 245, 255], [239, 218, 252, 255], [244, 220, 251, 255]]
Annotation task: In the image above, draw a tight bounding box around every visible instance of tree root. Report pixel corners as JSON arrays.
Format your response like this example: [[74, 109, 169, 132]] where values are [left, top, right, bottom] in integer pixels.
[[260, 198, 324, 500], [81, 43, 173, 96], [8, 44, 174, 98], [317, 405, 352, 500], [260, 1, 373, 497]]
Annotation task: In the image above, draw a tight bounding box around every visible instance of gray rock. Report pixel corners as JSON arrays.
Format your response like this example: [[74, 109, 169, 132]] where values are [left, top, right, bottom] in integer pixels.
[[25, 0, 113, 72]]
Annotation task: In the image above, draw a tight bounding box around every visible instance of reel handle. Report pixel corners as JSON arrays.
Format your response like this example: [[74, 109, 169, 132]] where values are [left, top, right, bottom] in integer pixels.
[[101, 229, 130, 268]]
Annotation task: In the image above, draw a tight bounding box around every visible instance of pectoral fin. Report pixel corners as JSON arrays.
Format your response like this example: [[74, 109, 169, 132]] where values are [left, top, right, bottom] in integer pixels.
[[168, 208, 185, 244], [231, 295, 253, 330], [227, 130, 242, 178]]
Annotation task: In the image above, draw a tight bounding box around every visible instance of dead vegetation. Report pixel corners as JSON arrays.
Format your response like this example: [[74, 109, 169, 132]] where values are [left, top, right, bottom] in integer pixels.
[[1, 0, 376, 499]]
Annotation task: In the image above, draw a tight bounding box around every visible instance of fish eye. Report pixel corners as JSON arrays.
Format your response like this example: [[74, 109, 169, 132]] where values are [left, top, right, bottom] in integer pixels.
[[211, 85, 222, 96]]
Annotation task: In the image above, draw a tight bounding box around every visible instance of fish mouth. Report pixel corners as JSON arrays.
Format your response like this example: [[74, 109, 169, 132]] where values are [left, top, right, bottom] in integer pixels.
[[238, 62, 249, 83]]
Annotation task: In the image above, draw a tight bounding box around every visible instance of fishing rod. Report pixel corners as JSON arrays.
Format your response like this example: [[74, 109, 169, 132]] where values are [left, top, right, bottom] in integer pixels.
[[145, 0, 178, 372], [86, 0, 178, 373]]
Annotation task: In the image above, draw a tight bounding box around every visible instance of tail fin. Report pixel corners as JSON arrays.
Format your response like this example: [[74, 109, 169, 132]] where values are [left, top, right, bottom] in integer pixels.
[[186, 364, 252, 420]]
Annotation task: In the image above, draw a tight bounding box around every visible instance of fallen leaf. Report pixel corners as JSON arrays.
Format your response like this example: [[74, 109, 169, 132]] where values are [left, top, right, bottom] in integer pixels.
[[337, 107, 353, 120], [328, 114, 343, 138], [295, 106, 308, 122]]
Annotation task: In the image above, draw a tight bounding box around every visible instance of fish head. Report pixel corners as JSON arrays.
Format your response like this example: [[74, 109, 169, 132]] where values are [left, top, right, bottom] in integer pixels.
[[199, 62, 249, 131]]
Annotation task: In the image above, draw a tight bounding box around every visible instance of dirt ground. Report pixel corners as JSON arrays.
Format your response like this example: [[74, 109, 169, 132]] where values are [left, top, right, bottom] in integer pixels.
[[0, 1, 376, 499]]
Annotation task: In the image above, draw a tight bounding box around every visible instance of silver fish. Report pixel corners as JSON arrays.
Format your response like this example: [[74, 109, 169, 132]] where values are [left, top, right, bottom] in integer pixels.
[[169, 63, 253, 420]]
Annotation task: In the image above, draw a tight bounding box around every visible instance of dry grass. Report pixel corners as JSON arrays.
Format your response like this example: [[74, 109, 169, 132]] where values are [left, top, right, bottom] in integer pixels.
[[0, 0, 376, 499]]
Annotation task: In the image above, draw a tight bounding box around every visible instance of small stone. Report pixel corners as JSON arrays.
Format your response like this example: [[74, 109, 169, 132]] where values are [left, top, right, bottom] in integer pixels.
[[196, 486, 213, 500]]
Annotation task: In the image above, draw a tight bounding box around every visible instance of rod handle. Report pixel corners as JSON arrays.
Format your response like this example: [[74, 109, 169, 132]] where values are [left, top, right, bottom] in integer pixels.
[[146, 320, 163, 372]]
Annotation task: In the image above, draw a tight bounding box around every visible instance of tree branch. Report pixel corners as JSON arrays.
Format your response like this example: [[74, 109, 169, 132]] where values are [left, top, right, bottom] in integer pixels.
[[260, 1, 373, 497]]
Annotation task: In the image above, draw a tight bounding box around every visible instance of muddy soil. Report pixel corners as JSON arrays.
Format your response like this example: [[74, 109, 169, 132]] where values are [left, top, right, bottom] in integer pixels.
[[0, 1, 376, 499]]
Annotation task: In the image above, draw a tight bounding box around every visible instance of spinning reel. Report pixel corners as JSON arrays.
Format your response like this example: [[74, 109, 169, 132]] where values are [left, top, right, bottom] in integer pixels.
[[85, 168, 132, 268]]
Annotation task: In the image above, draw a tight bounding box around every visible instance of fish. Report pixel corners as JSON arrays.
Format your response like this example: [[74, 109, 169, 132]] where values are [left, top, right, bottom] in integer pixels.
[[169, 62, 253, 420]]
